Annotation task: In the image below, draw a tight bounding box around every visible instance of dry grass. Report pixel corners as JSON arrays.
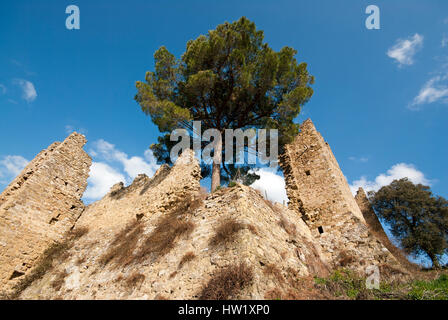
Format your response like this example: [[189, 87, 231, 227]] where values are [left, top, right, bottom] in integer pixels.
[[278, 215, 296, 236], [134, 193, 202, 262], [134, 214, 195, 263], [264, 288, 301, 300], [70, 227, 89, 239], [263, 264, 285, 284], [178, 251, 196, 269], [100, 193, 202, 268], [264, 270, 330, 300], [115, 274, 124, 282], [264, 288, 283, 299], [337, 251, 355, 267], [199, 263, 254, 300], [99, 220, 144, 267], [209, 218, 246, 247], [263, 198, 282, 214], [6, 226, 88, 299], [247, 224, 259, 236], [155, 294, 169, 300], [75, 256, 86, 266], [51, 270, 68, 291], [125, 272, 145, 290]]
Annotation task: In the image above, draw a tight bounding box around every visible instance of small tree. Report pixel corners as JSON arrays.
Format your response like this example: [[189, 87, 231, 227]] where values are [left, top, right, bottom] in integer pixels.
[[369, 178, 448, 268], [135, 17, 314, 191]]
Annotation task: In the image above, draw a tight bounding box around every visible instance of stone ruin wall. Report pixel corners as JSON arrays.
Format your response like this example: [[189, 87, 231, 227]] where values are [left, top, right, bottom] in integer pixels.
[[17, 151, 331, 299], [280, 119, 401, 271], [280, 119, 365, 233], [0, 119, 410, 297], [0, 133, 91, 292]]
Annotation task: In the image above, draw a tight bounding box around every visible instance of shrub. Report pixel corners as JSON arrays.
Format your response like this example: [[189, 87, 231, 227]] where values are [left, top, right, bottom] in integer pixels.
[[278, 215, 296, 236], [178, 251, 196, 269], [99, 220, 144, 266], [337, 251, 354, 267], [246, 224, 259, 236], [228, 181, 237, 188], [101, 192, 202, 267], [199, 263, 253, 300], [134, 214, 195, 263], [133, 194, 200, 263], [209, 218, 245, 247], [51, 270, 68, 291], [125, 272, 146, 290], [263, 198, 282, 214], [263, 264, 284, 284], [264, 288, 283, 300]]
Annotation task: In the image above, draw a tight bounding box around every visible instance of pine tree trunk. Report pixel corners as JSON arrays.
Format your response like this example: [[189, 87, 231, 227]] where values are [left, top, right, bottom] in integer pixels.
[[211, 136, 222, 192], [428, 252, 441, 269]]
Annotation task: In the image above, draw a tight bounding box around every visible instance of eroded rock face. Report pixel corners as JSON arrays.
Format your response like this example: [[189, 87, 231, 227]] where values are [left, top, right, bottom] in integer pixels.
[[0, 133, 91, 293]]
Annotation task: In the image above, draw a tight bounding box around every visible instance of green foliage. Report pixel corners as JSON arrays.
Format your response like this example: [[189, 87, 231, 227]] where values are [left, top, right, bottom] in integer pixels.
[[135, 17, 314, 188], [314, 269, 448, 300], [369, 178, 448, 268], [407, 274, 448, 300], [314, 269, 367, 299], [228, 181, 237, 188]]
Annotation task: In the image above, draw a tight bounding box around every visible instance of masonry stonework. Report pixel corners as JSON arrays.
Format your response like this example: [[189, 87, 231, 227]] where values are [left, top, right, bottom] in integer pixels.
[[280, 119, 401, 271], [17, 151, 331, 299], [0, 120, 411, 299], [0, 133, 91, 292]]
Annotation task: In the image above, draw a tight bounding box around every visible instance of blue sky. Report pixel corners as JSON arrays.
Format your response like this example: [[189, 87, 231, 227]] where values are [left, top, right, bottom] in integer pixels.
[[1, 0, 447, 232]]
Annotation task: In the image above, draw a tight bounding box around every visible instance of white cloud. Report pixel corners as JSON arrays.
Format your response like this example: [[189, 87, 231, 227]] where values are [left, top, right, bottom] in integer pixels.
[[83, 139, 160, 201], [65, 125, 87, 135], [83, 162, 126, 200], [442, 34, 448, 48], [348, 156, 369, 163], [250, 168, 288, 205], [0, 84, 6, 95], [13, 79, 37, 102], [0, 155, 29, 176], [90, 139, 159, 180], [349, 163, 430, 195], [387, 33, 423, 66], [0, 155, 29, 184], [410, 74, 448, 108]]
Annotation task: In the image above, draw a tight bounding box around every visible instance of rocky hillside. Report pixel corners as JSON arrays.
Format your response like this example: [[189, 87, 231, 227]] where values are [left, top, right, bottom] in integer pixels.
[[14, 150, 331, 299]]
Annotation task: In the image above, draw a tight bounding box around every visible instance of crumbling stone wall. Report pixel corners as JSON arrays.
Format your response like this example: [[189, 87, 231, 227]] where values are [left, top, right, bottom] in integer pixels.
[[17, 151, 331, 299], [280, 119, 401, 271], [0, 133, 91, 293]]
